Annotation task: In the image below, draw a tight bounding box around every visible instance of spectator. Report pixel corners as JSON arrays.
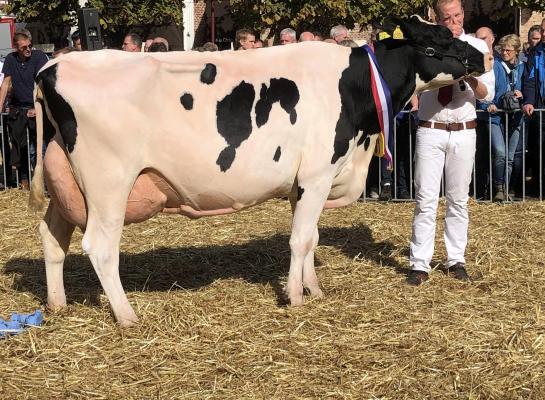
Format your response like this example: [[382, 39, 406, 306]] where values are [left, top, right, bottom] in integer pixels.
[[279, 28, 296, 45], [254, 39, 264, 48], [71, 30, 82, 51], [395, 96, 419, 200], [148, 42, 167, 52], [473, 26, 495, 200], [122, 33, 142, 52], [522, 27, 545, 198], [299, 31, 315, 42], [144, 39, 154, 52], [541, 18, 545, 44], [0, 29, 49, 190], [407, 0, 494, 286], [52, 47, 76, 58], [475, 27, 494, 53], [313, 32, 324, 41], [235, 29, 255, 50], [330, 25, 348, 43], [338, 39, 358, 47], [152, 37, 169, 51], [202, 42, 219, 51], [478, 34, 524, 201], [528, 25, 542, 51]]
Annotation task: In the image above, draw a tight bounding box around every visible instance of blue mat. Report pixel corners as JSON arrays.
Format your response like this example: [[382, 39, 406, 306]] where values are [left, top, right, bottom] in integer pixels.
[[0, 310, 44, 338]]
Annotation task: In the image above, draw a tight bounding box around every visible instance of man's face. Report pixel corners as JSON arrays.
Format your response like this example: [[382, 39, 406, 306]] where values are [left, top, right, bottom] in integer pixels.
[[16, 38, 32, 59], [280, 34, 295, 45], [122, 36, 139, 52], [529, 31, 541, 48], [541, 24, 545, 43], [475, 29, 494, 52], [74, 38, 82, 51], [436, 0, 464, 38], [240, 34, 255, 50], [333, 31, 347, 43]]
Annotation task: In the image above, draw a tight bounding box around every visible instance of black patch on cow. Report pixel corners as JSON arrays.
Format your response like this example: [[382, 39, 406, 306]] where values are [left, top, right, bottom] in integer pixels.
[[273, 146, 281, 162], [216, 81, 256, 172], [297, 186, 305, 201], [255, 78, 299, 128], [35, 64, 78, 153], [363, 136, 371, 151], [200, 63, 217, 85], [357, 135, 365, 146], [180, 93, 194, 110], [331, 44, 416, 164]]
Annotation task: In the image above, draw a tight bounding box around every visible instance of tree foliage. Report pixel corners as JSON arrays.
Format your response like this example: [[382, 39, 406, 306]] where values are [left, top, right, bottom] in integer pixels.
[[6, 0, 184, 32], [223, 0, 430, 35], [6, 0, 545, 37]]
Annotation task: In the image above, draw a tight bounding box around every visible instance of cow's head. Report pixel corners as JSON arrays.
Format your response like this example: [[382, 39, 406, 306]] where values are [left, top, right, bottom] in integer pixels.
[[381, 15, 493, 93]]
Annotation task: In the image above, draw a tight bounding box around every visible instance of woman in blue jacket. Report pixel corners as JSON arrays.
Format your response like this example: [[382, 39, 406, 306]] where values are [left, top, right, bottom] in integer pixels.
[[477, 34, 525, 201]]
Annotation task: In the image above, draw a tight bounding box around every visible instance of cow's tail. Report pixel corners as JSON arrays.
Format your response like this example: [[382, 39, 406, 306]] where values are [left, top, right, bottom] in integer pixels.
[[29, 85, 46, 212]]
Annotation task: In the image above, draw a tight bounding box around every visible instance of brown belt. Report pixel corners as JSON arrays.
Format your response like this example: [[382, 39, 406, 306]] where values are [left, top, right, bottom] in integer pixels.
[[419, 120, 477, 131]]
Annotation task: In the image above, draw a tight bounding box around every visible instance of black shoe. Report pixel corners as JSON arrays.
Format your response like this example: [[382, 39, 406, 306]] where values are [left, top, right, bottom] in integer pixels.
[[398, 190, 411, 200], [379, 184, 392, 201], [448, 262, 470, 281], [406, 270, 429, 286]]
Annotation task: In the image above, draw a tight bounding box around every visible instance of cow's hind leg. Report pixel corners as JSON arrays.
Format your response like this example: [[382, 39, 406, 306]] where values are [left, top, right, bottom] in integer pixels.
[[39, 202, 75, 310], [289, 194, 323, 299], [286, 178, 331, 305]]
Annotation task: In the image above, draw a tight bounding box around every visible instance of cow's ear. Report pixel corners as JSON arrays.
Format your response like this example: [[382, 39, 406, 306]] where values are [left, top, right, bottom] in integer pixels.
[[373, 16, 403, 37], [394, 16, 429, 41]]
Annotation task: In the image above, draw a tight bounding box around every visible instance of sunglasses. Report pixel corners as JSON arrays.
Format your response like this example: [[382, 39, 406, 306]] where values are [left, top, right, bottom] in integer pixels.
[[17, 44, 32, 52]]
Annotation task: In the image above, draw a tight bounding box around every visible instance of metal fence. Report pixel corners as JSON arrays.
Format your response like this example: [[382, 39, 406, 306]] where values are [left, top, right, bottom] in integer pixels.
[[363, 109, 544, 202], [0, 109, 544, 202]]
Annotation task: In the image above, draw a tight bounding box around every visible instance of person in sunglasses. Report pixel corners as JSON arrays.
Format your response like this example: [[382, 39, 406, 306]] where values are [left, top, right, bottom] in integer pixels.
[[0, 29, 48, 190]]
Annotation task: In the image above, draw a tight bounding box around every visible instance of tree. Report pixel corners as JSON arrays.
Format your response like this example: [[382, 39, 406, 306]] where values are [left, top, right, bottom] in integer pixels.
[[6, 0, 184, 32], [223, 0, 430, 37]]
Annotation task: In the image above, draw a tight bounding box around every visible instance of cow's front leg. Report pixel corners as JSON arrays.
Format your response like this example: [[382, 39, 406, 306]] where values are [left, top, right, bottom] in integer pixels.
[[286, 179, 330, 305], [288, 194, 323, 298], [82, 204, 138, 327], [39, 202, 75, 310]]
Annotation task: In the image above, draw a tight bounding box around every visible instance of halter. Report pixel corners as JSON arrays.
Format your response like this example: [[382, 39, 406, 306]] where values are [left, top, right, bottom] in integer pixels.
[[412, 40, 471, 75]]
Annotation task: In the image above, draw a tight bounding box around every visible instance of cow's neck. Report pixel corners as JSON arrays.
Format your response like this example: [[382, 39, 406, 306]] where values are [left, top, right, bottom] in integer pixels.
[[372, 39, 417, 115]]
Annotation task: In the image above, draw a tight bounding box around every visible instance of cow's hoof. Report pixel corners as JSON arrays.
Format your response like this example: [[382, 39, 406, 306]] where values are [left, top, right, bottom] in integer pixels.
[[307, 286, 323, 298], [287, 292, 304, 306], [47, 302, 67, 313], [117, 316, 139, 328]]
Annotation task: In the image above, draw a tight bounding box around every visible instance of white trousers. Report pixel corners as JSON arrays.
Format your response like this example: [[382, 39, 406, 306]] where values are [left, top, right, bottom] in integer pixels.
[[410, 127, 476, 273]]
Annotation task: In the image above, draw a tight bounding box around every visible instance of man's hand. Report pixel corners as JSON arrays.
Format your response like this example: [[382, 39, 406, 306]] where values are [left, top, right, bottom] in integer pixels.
[[523, 104, 534, 117], [487, 104, 497, 113], [27, 108, 36, 118], [410, 95, 419, 112], [514, 90, 523, 98]]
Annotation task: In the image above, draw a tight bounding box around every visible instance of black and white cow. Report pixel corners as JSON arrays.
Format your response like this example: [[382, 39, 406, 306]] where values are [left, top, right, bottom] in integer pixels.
[[30, 16, 492, 326]]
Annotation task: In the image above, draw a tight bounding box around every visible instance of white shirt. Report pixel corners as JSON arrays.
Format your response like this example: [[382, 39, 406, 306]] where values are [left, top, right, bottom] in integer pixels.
[[418, 33, 495, 123]]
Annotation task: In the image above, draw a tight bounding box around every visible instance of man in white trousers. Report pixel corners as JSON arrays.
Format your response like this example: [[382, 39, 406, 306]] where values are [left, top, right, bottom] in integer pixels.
[[407, 0, 495, 285]]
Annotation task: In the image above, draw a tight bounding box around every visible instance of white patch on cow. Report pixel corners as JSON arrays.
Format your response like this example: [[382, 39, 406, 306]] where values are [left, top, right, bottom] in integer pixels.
[[412, 15, 435, 25], [414, 72, 455, 94]]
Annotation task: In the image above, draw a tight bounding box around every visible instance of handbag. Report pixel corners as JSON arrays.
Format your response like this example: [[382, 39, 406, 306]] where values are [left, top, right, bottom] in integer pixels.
[[500, 90, 521, 111]]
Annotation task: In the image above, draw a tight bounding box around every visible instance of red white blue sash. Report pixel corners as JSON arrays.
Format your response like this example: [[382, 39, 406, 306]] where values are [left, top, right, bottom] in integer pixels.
[[362, 44, 393, 170]]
